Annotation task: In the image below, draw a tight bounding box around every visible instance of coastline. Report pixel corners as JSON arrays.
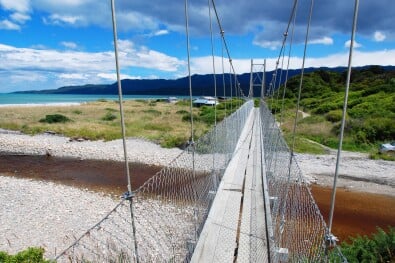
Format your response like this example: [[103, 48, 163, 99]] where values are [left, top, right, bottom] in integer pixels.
[[0, 102, 83, 107]]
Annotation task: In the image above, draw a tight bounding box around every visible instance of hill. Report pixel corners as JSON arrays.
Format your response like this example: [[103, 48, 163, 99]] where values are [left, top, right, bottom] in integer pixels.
[[14, 67, 349, 96], [275, 65, 395, 152]]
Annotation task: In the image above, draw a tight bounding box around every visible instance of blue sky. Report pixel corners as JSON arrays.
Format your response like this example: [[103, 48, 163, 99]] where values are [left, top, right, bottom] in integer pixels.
[[0, 0, 394, 92]]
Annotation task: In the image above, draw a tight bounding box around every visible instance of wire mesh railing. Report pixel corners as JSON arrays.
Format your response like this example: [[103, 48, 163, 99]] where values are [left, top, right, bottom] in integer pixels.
[[54, 100, 254, 262], [259, 100, 347, 262]]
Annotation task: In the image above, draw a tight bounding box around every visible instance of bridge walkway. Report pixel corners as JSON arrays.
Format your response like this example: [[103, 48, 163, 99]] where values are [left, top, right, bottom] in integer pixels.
[[192, 108, 269, 262]]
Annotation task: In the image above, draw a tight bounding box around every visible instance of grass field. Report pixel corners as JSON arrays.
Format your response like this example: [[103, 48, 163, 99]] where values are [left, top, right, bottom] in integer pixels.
[[0, 98, 242, 148]]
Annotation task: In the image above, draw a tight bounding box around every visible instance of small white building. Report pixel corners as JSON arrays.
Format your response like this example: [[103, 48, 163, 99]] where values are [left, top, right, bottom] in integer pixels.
[[167, 96, 178, 103], [193, 96, 219, 107]]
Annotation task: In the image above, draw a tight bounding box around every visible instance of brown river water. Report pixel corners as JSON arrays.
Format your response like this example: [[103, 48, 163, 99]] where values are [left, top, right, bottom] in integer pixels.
[[1, 154, 394, 243]]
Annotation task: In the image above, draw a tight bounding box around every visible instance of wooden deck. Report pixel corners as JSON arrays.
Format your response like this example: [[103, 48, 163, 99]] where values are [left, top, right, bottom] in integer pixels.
[[191, 109, 269, 262]]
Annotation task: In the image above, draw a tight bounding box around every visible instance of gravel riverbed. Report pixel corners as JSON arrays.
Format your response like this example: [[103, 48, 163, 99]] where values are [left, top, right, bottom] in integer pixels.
[[1, 131, 394, 259]]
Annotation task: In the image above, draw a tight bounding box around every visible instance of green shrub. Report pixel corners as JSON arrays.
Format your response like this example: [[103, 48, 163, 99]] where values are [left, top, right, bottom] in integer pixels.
[[176, 110, 189, 115], [313, 101, 341, 114], [105, 107, 117, 112], [142, 109, 161, 116], [299, 115, 326, 124], [72, 109, 82, 115], [325, 109, 344, 122], [337, 227, 395, 262], [0, 247, 49, 263], [101, 112, 117, 121], [39, 114, 71, 124], [160, 134, 188, 148], [182, 113, 199, 122]]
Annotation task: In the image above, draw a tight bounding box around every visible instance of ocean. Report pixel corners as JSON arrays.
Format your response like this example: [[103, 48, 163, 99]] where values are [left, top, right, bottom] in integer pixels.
[[0, 93, 176, 106]]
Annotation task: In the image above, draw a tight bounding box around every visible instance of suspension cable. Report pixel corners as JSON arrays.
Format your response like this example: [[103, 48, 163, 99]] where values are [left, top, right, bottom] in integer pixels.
[[184, 0, 199, 248], [268, 1, 299, 112], [279, 0, 314, 246], [289, 0, 313, 155], [208, 0, 219, 189], [279, 7, 297, 127], [184, 0, 194, 144], [327, 0, 360, 244], [211, 0, 244, 99], [110, 0, 139, 261]]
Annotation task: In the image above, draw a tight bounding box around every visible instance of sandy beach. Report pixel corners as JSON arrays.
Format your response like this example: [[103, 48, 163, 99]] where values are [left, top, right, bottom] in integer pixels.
[[0, 131, 394, 258]]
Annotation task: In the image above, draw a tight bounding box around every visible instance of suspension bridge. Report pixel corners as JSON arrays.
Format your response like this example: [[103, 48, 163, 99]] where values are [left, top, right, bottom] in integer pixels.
[[50, 0, 359, 261]]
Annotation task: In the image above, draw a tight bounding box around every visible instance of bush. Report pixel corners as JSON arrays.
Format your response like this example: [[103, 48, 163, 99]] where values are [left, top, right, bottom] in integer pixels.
[[101, 112, 117, 121], [337, 227, 395, 262], [0, 247, 49, 263], [325, 109, 344, 122], [142, 109, 161, 116], [39, 114, 71, 124], [176, 110, 189, 115]]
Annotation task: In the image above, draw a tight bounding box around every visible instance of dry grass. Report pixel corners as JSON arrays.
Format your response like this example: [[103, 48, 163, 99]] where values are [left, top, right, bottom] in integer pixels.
[[0, 99, 209, 147]]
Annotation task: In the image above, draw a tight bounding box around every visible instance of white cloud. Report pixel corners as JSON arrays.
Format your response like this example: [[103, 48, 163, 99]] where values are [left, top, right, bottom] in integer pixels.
[[310, 37, 334, 45], [45, 14, 82, 25], [60, 41, 78, 49], [97, 73, 142, 81], [154, 29, 169, 36], [253, 40, 282, 50], [0, 41, 183, 91], [10, 12, 31, 23], [59, 73, 87, 80], [0, 19, 20, 30], [0, 0, 30, 13], [373, 31, 386, 42], [344, 40, 362, 48]]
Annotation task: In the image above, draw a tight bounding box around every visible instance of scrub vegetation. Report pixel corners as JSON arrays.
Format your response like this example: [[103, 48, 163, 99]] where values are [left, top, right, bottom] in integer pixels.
[[0, 98, 242, 148], [270, 66, 395, 158]]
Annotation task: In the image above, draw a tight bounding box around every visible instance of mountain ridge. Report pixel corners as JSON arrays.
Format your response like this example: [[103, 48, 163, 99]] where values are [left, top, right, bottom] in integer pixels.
[[13, 65, 395, 96]]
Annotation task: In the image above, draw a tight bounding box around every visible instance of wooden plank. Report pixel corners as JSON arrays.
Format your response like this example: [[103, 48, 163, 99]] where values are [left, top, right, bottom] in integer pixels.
[[191, 110, 255, 262], [237, 110, 269, 262]]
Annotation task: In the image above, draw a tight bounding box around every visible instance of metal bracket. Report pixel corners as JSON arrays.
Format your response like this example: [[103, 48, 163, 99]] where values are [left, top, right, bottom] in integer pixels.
[[186, 239, 196, 255], [325, 233, 339, 248], [121, 191, 134, 201], [275, 247, 289, 262]]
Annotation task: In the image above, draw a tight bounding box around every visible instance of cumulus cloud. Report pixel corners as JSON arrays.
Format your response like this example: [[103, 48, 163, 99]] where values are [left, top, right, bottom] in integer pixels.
[[44, 14, 83, 25], [3, 0, 392, 47], [0, 0, 394, 92], [344, 40, 362, 48], [10, 12, 31, 23], [153, 29, 169, 36], [373, 31, 386, 42], [0, 0, 30, 31], [0, 19, 20, 30], [0, 0, 30, 13], [60, 41, 78, 49], [0, 41, 183, 91], [310, 37, 333, 45]]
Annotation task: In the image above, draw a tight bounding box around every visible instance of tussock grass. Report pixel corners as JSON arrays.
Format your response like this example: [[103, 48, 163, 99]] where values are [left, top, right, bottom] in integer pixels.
[[0, 99, 214, 148]]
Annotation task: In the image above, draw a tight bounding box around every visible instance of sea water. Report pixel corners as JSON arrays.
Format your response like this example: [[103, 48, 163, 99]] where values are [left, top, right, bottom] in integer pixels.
[[0, 93, 175, 106]]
